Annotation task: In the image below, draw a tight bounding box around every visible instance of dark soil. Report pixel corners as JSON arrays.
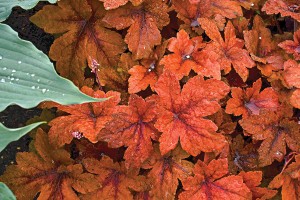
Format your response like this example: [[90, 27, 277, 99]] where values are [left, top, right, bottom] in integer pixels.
[[0, 3, 54, 175]]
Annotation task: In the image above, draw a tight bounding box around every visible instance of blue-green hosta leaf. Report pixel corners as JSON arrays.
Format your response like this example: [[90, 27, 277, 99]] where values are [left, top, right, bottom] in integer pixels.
[[0, 0, 57, 22], [0, 182, 16, 200], [0, 122, 45, 152], [0, 23, 105, 112]]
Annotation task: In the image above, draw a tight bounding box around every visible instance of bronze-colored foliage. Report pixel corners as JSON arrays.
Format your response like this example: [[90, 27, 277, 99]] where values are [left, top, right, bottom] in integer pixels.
[[0, 129, 98, 200], [30, 0, 126, 86], [4, 0, 300, 199]]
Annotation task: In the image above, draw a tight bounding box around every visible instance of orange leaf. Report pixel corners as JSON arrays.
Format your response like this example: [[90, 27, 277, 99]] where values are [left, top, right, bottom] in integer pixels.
[[226, 78, 280, 117], [100, 0, 143, 10], [48, 86, 121, 146], [262, 0, 300, 22], [239, 108, 300, 167], [290, 89, 300, 109], [283, 59, 300, 108], [278, 29, 300, 60], [154, 71, 229, 156], [160, 29, 221, 80], [0, 129, 98, 200], [283, 59, 300, 88], [179, 159, 252, 200], [269, 155, 300, 200], [239, 171, 277, 200], [98, 53, 138, 102], [128, 42, 167, 94], [143, 144, 193, 200], [99, 94, 159, 169], [172, 0, 212, 34], [199, 18, 255, 81], [30, 0, 126, 86], [82, 156, 145, 200], [244, 15, 276, 63], [103, 0, 169, 59], [187, 0, 243, 19]]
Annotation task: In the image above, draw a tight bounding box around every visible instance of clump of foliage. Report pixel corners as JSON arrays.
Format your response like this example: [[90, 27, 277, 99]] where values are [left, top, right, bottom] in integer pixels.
[[1, 0, 300, 199]]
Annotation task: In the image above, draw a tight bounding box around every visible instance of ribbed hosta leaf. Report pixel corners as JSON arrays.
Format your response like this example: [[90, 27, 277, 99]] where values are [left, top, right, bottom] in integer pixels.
[[0, 0, 57, 22], [0, 23, 105, 111]]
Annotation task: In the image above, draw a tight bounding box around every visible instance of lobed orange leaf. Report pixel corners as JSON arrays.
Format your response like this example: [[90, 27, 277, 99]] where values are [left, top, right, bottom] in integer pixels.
[[99, 94, 159, 169], [226, 78, 280, 117], [103, 0, 169, 59], [199, 18, 255, 81], [128, 42, 167, 94], [0, 129, 97, 200], [30, 0, 126, 86], [172, 0, 212, 34], [160, 29, 221, 80], [262, 0, 300, 22], [179, 159, 252, 200], [82, 156, 146, 200], [48, 86, 121, 146], [154, 71, 229, 156], [283, 59, 300, 108], [239, 171, 277, 200], [278, 29, 300, 60], [243, 15, 276, 63], [239, 108, 300, 167], [269, 155, 300, 200], [142, 145, 194, 200]]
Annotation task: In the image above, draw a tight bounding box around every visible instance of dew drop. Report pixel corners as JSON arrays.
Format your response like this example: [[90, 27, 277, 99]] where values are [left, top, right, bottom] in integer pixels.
[[41, 89, 47, 93], [26, 73, 29, 75], [11, 70, 16, 73], [0, 78, 5, 83], [15, 78, 19, 81], [274, 151, 284, 161], [46, 89, 49, 92], [18, 61, 22, 64], [11, 78, 14, 81], [259, 36, 262, 40], [31, 74, 35, 77], [31, 86, 35, 89], [0, 55, 2, 60], [62, 93, 65, 96], [3, 67, 7, 70], [37, 79, 40, 82], [250, 3, 254, 6]]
